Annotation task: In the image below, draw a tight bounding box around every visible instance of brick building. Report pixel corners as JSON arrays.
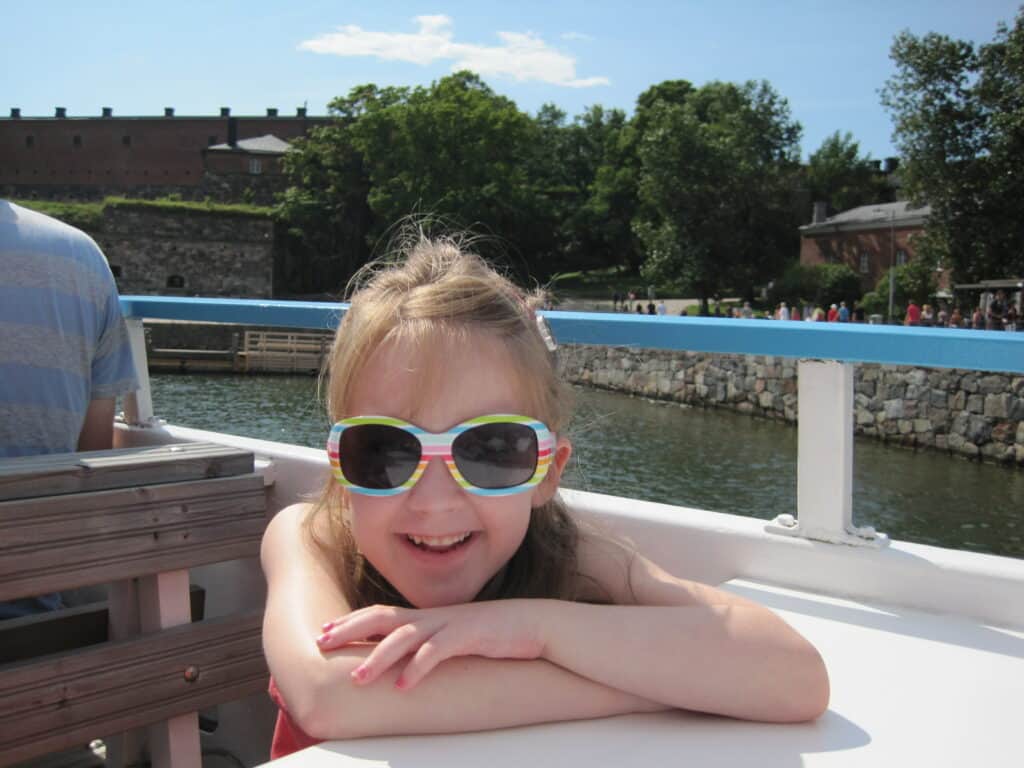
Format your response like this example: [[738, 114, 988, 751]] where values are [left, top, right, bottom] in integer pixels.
[[0, 107, 329, 203], [799, 201, 931, 290]]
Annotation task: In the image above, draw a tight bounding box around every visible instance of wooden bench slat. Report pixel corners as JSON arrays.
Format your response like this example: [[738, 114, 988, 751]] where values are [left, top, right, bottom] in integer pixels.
[[0, 611, 269, 766], [0, 475, 266, 600], [0, 443, 254, 501], [0, 586, 206, 665]]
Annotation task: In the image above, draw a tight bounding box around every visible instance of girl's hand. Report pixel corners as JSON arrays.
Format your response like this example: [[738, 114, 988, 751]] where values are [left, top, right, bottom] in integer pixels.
[[315, 600, 550, 690]]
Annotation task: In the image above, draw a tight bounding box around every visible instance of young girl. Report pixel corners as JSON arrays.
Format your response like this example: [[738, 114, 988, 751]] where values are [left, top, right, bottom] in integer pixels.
[[260, 238, 829, 756]]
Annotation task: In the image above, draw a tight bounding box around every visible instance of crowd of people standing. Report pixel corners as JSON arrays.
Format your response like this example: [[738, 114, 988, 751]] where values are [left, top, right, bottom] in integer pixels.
[[609, 288, 1021, 331]]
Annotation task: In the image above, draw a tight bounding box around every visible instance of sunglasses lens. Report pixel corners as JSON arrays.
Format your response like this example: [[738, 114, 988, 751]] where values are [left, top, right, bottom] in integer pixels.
[[338, 424, 421, 489], [452, 423, 538, 489]]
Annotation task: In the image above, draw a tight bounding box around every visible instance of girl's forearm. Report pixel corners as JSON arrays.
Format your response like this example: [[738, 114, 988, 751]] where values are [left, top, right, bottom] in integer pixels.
[[297, 648, 665, 740], [536, 601, 829, 722]]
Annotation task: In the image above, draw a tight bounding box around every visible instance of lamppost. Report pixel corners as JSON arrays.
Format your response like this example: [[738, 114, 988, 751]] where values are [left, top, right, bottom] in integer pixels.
[[874, 207, 896, 323], [887, 208, 895, 324]]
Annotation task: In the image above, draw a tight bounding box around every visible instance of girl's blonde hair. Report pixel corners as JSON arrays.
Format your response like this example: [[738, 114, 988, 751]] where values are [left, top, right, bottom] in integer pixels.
[[306, 235, 582, 608]]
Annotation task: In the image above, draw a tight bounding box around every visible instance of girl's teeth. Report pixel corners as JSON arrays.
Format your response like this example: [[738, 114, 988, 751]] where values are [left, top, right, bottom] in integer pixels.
[[407, 532, 471, 548]]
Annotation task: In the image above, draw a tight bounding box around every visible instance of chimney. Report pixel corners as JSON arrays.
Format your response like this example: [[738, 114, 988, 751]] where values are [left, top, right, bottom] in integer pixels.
[[220, 107, 231, 117], [102, 107, 113, 117], [10, 108, 20, 118], [228, 116, 238, 147], [267, 108, 278, 117], [296, 107, 307, 117], [164, 107, 175, 117], [812, 201, 828, 225], [55, 107, 67, 118]]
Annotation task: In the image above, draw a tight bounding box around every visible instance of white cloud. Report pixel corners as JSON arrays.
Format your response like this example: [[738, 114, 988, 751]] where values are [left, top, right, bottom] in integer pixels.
[[299, 15, 609, 88], [560, 31, 593, 41]]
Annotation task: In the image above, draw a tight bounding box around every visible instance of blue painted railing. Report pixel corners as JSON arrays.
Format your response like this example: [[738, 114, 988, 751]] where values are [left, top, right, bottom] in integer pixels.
[[120, 296, 1024, 375]]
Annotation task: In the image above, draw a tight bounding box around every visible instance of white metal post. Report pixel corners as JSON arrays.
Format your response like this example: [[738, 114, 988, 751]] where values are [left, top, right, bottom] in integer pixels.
[[766, 360, 887, 547], [123, 317, 155, 425]]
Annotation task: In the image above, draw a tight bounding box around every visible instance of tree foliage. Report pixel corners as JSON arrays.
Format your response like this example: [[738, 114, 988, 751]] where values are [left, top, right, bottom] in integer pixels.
[[806, 131, 886, 214], [633, 80, 803, 310], [881, 11, 1024, 282]]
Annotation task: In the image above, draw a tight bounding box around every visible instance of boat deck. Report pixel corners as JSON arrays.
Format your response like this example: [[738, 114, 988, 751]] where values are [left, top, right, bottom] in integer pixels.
[[259, 578, 1024, 767]]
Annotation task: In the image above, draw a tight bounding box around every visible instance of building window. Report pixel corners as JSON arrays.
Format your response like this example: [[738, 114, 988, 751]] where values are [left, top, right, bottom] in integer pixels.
[[25, 136, 34, 148], [73, 135, 82, 147], [248, 158, 263, 175], [896, 249, 907, 266], [166, 275, 185, 289], [122, 135, 131, 147], [860, 253, 870, 274]]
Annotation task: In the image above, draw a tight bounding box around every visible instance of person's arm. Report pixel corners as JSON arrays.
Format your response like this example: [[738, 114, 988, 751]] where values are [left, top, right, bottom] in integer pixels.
[[261, 504, 664, 741], [536, 540, 830, 722], [77, 397, 116, 451], [319, 535, 829, 725]]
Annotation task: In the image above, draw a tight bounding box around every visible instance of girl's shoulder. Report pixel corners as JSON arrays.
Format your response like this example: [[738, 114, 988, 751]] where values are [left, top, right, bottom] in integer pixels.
[[261, 502, 330, 576]]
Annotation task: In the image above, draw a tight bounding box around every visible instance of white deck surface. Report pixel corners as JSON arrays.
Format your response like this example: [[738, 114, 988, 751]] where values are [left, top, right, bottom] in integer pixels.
[[258, 579, 1024, 768]]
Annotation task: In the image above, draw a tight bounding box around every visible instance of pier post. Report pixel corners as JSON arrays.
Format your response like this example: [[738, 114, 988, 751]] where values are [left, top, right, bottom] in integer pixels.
[[766, 360, 887, 547]]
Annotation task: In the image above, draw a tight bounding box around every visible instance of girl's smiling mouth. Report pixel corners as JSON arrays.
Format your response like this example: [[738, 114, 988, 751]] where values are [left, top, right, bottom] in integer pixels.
[[402, 531, 475, 554]]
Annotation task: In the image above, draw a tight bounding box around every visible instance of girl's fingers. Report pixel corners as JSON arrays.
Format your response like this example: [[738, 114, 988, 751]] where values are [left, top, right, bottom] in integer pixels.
[[395, 632, 453, 690], [317, 607, 404, 650], [351, 622, 432, 685]]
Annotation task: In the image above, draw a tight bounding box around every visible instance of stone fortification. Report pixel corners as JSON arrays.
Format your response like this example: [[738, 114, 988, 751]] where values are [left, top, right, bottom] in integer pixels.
[[562, 345, 1024, 466], [94, 204, 274, 297]]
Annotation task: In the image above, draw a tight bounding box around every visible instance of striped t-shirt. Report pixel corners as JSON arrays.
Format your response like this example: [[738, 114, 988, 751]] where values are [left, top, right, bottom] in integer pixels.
[[0, 201, 138, 458]]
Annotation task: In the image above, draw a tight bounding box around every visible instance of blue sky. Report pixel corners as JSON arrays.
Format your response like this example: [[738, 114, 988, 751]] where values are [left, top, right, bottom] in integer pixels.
[[4, 1, 1020, 160]]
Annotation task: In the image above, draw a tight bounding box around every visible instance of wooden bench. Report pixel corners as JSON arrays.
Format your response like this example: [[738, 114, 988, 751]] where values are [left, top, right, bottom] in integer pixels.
[[0, 443, 270, 768]]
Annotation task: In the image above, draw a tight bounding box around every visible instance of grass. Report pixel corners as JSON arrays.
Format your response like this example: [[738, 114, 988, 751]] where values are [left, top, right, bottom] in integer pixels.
[[11, 199, 106, 230], [548, 266, 661, 300], [12, 196, 274, 231]]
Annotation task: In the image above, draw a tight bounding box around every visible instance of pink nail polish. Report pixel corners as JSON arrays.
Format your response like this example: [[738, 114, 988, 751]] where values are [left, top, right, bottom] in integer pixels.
[[321, 621, 333, 632], [317, 633, 329, 645], [351, 666, 367, 682], [394, 677, 406, 690]]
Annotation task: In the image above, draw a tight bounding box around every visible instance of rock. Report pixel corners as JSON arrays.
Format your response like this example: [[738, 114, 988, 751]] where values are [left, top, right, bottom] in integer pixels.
[[966, 415, 992, 444], [914, 419, 932, 433], [992, 422, 1015, 443], [857, 409, 875, 425], [959, 441, 980, 458], [979, 375, 1007, 394], [930, 389, 948, 407], [950, 391, 966, 411], [1008, 396, 1024, 421], [884, 399, 904, 419], [984, 394, 1010, 419], [967, 394, 985, 414], [898, 420, 914, 435]]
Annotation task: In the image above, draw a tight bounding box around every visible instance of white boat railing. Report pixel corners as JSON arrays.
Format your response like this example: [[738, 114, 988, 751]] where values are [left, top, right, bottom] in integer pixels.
[[119, 296, 1024, 554]]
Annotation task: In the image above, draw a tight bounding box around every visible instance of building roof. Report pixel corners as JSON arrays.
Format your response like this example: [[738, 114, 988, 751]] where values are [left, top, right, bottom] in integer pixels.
[[800, 200, 931, 235], [206, 134, 293, 155]]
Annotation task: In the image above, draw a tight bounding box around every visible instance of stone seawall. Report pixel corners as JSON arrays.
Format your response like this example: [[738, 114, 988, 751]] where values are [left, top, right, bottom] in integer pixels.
[[97, 206, 274, 297], [561, 345, 1024, 466]]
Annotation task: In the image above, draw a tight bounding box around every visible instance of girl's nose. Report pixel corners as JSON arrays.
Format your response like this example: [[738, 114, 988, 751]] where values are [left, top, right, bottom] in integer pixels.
[[407, 455, 463, 510]]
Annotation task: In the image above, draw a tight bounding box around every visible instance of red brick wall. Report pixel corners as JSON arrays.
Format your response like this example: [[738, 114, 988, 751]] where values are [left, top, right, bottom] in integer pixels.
[[0, 115, 325, 189], [800, 226, 922, 290]]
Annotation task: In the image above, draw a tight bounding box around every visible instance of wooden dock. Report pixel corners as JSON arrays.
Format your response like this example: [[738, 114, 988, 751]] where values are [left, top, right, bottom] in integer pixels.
[[147, 330, 334, 375], [236, 330, 332, 373]]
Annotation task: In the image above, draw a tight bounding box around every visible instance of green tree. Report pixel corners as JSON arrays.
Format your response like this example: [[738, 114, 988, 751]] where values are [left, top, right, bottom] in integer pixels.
[[806, 131, 885, 214], [881, 11, 1024, 282], [347, 71, 558, 278], [634, 80, 802, 311], [276, 85, 402, 293]]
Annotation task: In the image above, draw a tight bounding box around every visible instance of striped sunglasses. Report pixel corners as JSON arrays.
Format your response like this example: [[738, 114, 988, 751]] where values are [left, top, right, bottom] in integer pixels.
[[327, 414, 554, 496]]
